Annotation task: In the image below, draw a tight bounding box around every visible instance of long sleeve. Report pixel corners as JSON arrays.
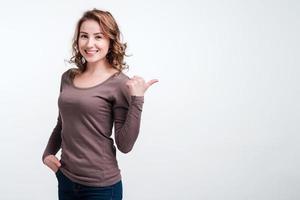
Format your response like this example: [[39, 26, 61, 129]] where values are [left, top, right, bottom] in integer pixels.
[[42, 114, 62, 162], [42, 73, 64, 162], [113, 82, 144, 153]]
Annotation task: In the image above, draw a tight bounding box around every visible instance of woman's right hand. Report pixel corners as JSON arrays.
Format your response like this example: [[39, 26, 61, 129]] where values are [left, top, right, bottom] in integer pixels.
[[43, 155, 61, 173]]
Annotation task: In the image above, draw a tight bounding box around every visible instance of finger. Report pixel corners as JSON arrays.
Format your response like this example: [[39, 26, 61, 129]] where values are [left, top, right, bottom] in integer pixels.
[[131, 79, 138, 84], [126, 81, 133, 86], [146, 79, 159, 88], [49, 156, 61, 167], [130, 76, 137, 81], [47, 161, 57, 171], [132, 76, 144, 82], [53, 159, 61, 167], [44, 155, 60, 171], [53, 157, 61, 167]]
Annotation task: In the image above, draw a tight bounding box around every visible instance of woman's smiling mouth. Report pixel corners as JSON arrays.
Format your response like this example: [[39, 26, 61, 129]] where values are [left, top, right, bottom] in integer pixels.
[[85, 50, 99, 56]]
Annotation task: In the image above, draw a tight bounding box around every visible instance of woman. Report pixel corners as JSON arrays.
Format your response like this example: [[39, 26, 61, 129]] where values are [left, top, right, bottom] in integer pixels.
[[42, 8, 158, 200]]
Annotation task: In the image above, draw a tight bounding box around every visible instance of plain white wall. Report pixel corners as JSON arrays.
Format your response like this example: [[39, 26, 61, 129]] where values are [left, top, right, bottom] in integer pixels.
[[0, 0, 299, 199]]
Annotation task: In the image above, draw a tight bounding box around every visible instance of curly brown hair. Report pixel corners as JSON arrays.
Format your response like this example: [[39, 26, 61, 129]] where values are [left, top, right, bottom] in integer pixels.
[[68, 8, 129, 78]]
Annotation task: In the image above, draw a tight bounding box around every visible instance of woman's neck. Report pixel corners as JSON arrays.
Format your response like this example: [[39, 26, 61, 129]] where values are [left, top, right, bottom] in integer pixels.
[[85, 59, 114, 76]]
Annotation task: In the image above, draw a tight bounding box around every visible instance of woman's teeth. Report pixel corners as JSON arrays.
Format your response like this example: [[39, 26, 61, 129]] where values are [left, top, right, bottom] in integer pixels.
[[85, 50, 98, 55]]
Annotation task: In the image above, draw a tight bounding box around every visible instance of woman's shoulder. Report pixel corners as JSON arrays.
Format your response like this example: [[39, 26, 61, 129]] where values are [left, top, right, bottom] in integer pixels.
[[112, 71, 131, 90], [115, 71, 130, 81], [60, 68, 78, 80], [110, 71, 131, 96]]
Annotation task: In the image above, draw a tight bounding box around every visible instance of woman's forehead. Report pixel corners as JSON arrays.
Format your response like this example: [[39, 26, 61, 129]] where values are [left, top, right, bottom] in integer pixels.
[[80, 20, 102, 33]]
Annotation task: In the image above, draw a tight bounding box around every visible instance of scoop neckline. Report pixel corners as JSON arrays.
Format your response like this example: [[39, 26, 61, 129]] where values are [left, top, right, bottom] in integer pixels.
[[70, 71, 121, 90]]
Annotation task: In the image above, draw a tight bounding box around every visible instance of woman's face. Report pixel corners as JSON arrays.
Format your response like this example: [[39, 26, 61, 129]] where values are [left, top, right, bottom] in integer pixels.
[[78, 20, 110, 64]]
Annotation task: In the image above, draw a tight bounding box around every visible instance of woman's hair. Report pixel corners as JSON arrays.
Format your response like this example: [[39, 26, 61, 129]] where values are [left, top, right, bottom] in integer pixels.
[[68, 8, 129, 78]]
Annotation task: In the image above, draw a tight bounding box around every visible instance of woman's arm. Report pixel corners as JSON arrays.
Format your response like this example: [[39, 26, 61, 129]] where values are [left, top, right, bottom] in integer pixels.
[[42, 71, 66, 162], [113, 75, 158, 153], [42, 113, 62, 162], [113, 82, 144, 153]]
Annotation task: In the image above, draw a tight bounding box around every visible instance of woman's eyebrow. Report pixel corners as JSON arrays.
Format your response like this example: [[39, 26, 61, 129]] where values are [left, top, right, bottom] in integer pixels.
[[80, 31, 103, 35]]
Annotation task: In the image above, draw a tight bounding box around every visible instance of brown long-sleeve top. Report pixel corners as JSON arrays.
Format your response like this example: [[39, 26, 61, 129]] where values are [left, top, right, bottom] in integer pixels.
[[42, 68, 144, 187]]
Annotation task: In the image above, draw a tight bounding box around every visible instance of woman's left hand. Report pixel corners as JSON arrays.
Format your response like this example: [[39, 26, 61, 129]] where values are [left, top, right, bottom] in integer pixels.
[[126, 75, 159, 96]]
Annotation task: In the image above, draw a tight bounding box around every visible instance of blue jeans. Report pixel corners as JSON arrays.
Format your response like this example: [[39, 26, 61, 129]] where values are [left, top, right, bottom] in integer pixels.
[[55, 169, 123, 200]]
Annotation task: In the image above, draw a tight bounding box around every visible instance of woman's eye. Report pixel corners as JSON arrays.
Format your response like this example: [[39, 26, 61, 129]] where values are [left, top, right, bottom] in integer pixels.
[[96, 36, 102, 39], [80, 35, 88, 38]]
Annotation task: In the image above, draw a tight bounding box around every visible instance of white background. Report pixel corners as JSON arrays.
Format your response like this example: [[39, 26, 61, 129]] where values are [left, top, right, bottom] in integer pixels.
[[0, 0, 299, 199]]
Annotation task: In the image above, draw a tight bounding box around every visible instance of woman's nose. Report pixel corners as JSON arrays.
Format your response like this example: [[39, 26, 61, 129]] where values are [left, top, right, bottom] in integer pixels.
[[87, 38, 95, 47]]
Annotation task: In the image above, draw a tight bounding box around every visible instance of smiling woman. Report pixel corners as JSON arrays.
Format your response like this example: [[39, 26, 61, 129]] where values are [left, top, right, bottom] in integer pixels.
[[78, 23, 108, 59], [42, 8, 158, 200], [73, 19, 120, 89], [68, 9, 128, 78]]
